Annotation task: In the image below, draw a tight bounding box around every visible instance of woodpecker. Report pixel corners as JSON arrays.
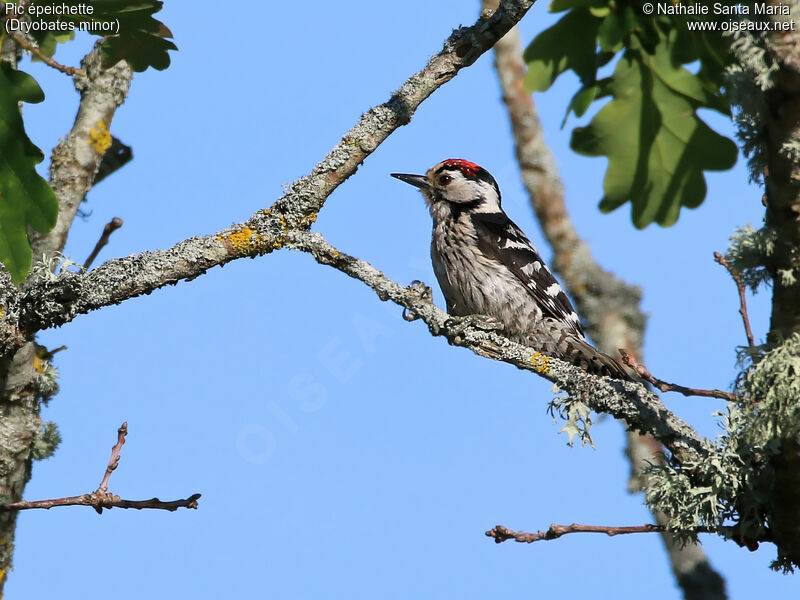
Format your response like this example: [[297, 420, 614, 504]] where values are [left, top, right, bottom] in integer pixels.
[[391, 158, 630, 380]]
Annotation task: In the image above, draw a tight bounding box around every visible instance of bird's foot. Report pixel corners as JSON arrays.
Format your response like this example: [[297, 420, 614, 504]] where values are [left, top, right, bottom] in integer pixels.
[[444, 314, 504, 343], [403, 280, 433, 322]]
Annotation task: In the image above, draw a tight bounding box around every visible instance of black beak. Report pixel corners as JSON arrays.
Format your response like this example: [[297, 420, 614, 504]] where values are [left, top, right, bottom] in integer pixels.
[[391, 172, 429, 190]]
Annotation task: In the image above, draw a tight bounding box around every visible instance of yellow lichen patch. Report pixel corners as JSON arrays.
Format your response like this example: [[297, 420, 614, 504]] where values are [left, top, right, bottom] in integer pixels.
[[89, 120, 112, 154], [300, 211, 318, 228], [220, 226, 285, 255], [226, 226, 260, 253], [33, 355, 46, 374], [530, 352, 551, 374]]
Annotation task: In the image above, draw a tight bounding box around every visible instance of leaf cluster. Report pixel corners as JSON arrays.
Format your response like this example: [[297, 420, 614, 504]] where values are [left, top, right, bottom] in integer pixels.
[[524, 0, 737, 227], [29, 0, 176, 71], [0, 63, 57, 283]]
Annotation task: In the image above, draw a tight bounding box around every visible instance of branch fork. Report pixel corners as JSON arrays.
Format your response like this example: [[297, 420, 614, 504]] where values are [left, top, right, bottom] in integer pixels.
[[0, 422, 200, 513]]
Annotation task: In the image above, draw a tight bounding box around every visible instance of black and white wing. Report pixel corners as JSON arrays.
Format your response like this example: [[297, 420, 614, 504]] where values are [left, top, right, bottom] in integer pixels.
[[471, 211, 584, 338]]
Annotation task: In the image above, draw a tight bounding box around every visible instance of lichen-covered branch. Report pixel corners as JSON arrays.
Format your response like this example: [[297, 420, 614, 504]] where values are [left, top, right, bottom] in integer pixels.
[[267, 0, 537, 230], [482, 5, 727, 596], [1, 0, 538, 352], [29, 41, 133, 261], [285, 230, 710, 465]]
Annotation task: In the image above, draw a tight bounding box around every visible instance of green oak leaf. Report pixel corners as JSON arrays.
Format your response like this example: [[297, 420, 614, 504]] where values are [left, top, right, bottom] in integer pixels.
[[596, 5, 642, 52], [102, 28, 177, 71], [561, 83, 600, 127], [523, 9, 602, 91], [0, 64, 58, 283], [30, 0, 176, 72], [570, 47, 737, 228]]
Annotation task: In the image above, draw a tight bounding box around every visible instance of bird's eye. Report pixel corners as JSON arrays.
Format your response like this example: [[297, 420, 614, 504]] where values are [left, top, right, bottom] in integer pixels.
[[437, 174, 452, 186]]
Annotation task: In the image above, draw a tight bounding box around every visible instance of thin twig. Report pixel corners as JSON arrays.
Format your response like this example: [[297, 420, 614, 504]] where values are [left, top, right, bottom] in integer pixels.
[[0, 422, 200, 513], [4, 30, 86, 77], [619, 350, 740, 402], [0, 493, 201, 512], [84, 217, 123, 270], [714, 251, 756, 347], [486, 523, 714, 544]]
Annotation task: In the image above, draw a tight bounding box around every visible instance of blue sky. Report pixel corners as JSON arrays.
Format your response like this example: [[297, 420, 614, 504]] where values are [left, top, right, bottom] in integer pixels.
[[8, 1, 796, 598]]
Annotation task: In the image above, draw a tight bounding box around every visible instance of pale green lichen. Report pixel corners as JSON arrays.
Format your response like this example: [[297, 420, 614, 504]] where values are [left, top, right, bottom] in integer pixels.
[[31, 421, 61, 461], [644, 334, 800, 570], [548, 394, 594, 448], [725, 13, 777, 182], [724, 225, 777, 291]]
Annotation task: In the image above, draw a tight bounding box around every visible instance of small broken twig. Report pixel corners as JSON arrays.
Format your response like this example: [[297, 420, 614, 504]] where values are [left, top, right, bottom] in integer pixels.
[[619, 350, 740, 402], [0, 422, 200, 513], [84, 217, 123, 269], [713, 251, 755, 347], [486, 523, 713, 544]]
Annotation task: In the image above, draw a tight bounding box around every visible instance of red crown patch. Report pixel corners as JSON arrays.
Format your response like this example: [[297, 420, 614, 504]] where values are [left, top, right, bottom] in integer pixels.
[[441, 159, 483, 178]]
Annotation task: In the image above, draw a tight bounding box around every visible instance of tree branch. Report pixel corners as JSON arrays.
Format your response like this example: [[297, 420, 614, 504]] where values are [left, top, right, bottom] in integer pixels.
[[619, 350, 741, 402], [0, 422, 200, 514], [5, 0, 538, 348], [29, 41, 133, 262], [84, 217, 123, 270], [3, 30, 85, 77], [285, 230, 711, 465], [486, 523, 714, 544]]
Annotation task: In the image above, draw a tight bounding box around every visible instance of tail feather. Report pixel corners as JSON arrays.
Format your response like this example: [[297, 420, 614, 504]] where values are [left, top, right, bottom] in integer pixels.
[[564, 336, 632, 381], [528, 319, 633, 380]]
